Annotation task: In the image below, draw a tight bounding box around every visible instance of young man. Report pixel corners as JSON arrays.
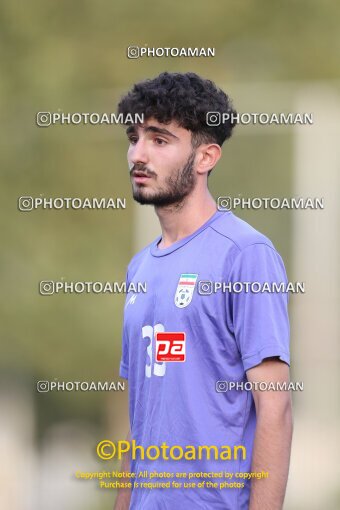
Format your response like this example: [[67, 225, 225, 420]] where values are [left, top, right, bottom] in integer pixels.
[[115, 72, 293, 510]]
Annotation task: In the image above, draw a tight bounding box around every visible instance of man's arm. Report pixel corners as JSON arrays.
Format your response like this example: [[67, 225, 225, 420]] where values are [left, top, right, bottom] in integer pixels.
[[113, 429, 132, 510], [247, 358, 293, 510]]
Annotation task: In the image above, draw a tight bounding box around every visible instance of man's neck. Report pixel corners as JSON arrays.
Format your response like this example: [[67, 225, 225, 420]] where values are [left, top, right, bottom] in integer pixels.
[[155, 191, 217, 250]]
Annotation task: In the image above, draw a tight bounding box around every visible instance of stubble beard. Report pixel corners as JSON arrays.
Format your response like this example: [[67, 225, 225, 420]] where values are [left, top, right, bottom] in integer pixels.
[[131, 150, 197, 207]]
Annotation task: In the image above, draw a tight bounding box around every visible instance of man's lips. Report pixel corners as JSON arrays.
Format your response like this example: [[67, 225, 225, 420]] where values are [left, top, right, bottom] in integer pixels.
[[132, 171, 152, 183], [132, 171, 150, 177]]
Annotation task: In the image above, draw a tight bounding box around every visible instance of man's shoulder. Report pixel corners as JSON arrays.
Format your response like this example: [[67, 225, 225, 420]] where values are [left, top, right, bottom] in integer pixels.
[[209, 211, 275, 252], [126, 237, 158, 277]]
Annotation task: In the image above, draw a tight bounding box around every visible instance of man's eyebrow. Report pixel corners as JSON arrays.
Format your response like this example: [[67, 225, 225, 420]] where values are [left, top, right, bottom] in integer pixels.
[[125, 124, 179, 140], [126, 125, 136, 135], [144, 126, 179, 139]]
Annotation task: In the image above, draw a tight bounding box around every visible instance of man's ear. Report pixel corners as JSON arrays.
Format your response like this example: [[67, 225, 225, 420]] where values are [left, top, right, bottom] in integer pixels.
[[195, 144, 222, 176]]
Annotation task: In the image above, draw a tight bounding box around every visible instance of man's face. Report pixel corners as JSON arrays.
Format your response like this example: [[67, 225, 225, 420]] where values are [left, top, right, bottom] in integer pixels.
[[126, 118, 197, 206]]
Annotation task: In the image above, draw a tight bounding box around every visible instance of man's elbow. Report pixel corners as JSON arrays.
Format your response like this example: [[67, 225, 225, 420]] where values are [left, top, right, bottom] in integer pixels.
[[256, 392, 293, 431]]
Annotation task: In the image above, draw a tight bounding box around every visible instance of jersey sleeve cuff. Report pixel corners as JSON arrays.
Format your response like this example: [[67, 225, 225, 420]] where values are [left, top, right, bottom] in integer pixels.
[[119, 361, 129, 379], [242, 346, 290, 372]]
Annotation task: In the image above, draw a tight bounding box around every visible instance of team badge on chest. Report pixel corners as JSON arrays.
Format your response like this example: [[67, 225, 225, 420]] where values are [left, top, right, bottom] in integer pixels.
[[174, 273, 198, 308]]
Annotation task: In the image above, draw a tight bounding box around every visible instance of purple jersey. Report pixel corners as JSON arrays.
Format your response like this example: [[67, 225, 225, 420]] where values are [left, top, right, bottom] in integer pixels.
[[120, 210, 290, 510]]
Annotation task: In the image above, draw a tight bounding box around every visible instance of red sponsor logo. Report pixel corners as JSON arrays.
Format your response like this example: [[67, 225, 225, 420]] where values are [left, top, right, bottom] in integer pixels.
[[155, 332, 186, 362]]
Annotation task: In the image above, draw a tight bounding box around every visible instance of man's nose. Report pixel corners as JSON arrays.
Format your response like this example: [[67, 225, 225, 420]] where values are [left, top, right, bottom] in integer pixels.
[[129, 139, 148, 165]]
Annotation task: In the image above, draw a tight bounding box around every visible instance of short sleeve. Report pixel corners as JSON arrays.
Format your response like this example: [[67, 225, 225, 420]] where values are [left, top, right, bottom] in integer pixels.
[[119, 270, 130, 379], [119, 326, 129, 379], [228, 243, 290, 372]]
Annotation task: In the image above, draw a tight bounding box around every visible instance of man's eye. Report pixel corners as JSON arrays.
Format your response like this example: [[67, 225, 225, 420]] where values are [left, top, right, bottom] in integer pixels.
[[128, 137, 138, 144], [155, 138, 167, 145]]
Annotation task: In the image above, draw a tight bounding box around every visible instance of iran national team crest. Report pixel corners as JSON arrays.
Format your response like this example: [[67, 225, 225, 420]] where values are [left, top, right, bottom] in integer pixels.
[[174, 273, 198, 308]]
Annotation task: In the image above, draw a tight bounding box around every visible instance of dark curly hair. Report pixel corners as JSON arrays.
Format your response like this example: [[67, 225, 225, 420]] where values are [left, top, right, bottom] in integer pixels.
[[117, 72, 237, 148]]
